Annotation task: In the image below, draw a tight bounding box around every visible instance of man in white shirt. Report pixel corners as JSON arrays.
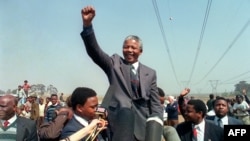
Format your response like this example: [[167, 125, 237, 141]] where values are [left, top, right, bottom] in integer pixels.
[[206, 97, 243, 128], [176, 99, 224, 141], [233, 95, 250, 124], [60, 87, 108, 141]]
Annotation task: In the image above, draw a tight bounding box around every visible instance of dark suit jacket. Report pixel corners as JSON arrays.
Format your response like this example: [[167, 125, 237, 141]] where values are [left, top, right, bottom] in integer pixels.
[[60, 116, 86, 141], [16, 116, 39, 141], [206, 115, 243, 125], [176, 120, 224, 141], [81, 27, 163, 141]]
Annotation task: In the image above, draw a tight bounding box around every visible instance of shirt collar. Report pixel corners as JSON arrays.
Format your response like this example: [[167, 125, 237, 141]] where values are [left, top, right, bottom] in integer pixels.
[[215, 115, 228, 125], [131, 62, 139, 71], [1, 114, 17, 126], [193, 119, 205, 132], [74, 114, 88, 127]]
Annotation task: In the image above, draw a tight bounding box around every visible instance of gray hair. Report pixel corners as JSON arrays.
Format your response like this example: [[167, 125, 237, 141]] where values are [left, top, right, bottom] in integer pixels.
[[123, 35, 143, 51]]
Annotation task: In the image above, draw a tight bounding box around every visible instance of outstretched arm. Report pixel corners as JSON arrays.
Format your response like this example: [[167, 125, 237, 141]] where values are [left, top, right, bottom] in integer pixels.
[[178, 88, 190, 118]]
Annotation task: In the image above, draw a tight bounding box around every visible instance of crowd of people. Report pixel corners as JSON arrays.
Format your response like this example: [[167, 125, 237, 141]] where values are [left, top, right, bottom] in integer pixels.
[[1, 5, 250, 141]]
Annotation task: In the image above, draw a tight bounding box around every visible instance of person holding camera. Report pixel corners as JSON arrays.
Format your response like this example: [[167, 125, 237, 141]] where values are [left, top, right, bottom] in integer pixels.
[[60, 87, 108, 141]]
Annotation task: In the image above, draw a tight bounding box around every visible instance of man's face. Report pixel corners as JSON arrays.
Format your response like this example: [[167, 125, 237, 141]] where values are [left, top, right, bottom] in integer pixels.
[[78, 96, 98, 120], [184, 104, 201, 123], [0, 96, 16, 120], [214, 99, 228, 118], [51, 96, 58, 105], [123, 39, 142, 64]]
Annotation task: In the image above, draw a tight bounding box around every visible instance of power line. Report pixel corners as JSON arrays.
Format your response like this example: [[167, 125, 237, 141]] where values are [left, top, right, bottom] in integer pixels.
[[220, 70, 250, 84], [187, 0, 213, 86], [151, 0, 180, 87], [194, 19, 250, 85]]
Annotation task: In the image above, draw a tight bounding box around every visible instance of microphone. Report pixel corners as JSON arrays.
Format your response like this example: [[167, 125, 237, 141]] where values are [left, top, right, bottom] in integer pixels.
[[145, 116, 163, 141]]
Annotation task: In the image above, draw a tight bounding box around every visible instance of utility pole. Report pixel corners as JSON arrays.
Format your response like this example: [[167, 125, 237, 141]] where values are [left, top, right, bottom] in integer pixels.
[[209, 80, 219, 95]]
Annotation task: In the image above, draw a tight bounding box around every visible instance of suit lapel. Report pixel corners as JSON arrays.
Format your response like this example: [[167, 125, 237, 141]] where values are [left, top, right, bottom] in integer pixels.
[[138, 64, 149, 98], [204, 121, 210, 141], [114, 62, 133, 97]]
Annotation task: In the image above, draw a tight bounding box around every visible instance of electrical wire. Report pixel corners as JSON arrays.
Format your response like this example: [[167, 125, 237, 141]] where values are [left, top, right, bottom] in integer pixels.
[[187, 0, 213, 86], [152, 0, 181, 87], [194, 19, 250, 85]]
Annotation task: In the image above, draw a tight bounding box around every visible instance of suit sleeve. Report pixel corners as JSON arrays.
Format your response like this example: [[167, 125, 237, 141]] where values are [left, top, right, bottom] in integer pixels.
[[38, 113, 68, 139], [80, 26, 112, 76], [149, 72, 163, 119]]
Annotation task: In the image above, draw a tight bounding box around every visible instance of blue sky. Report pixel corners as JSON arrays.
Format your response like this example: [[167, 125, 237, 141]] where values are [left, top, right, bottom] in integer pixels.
[[1, 0, 250, 96]]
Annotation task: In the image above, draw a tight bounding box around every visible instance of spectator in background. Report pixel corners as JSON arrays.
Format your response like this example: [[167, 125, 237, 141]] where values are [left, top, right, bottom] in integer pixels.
[[45, 94, 62, 123], [38, 97, 46, 127], [60, 93, 65, 102], [233, 95, 250, 124], [158, 87, 181, 141], [39, 95, 73, 141], [206, 94, 215, 112], [22, 80, 31, 97], [206, 97, 243, 128], [30, 94, 40, 129], [18, 104, 31, 119], [177, 88, 191, 120], [25, 96, 32, 112], [166, 95, 179, 127], [16, 85, 26, 105]]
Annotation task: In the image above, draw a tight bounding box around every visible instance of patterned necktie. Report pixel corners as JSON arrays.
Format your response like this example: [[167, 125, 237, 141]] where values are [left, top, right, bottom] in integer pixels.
[[192, 127, 197, 141], [3, 120, 9, 127], [130, 65, 139, 97]]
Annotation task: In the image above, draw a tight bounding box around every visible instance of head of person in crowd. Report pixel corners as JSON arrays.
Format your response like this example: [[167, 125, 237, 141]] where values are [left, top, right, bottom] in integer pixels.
[[18, 85, 22, 90], [0, 94, 18, 120], [184, 99, 207, 125], [51, 94, 58, 105], [235, 94, 243, 104], [46, 97, 51, 103], [24, 80, 28, 84], [209, 94, 214, 99], [122, 35, 143, 64], [71, 87, 99, 121], [39, 97, 44, 105], [213, 97, 229, 118], [30, 94, 37, 103], [167, 95, 175, 104], [66, 95, 72, 108], [157, 87, 165, 105]]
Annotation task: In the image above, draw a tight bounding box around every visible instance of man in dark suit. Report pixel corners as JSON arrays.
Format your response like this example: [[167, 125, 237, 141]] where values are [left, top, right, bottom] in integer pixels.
[[206, 96, 243, 127], [0, 94, 38, 141], [176, 99, 224, 141], [80, 5, 163, 141], [60, 87, 108, 141]]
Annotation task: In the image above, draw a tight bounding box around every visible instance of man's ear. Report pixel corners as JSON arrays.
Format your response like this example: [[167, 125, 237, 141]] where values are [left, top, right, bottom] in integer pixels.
[[76, 104, 83, 113]]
